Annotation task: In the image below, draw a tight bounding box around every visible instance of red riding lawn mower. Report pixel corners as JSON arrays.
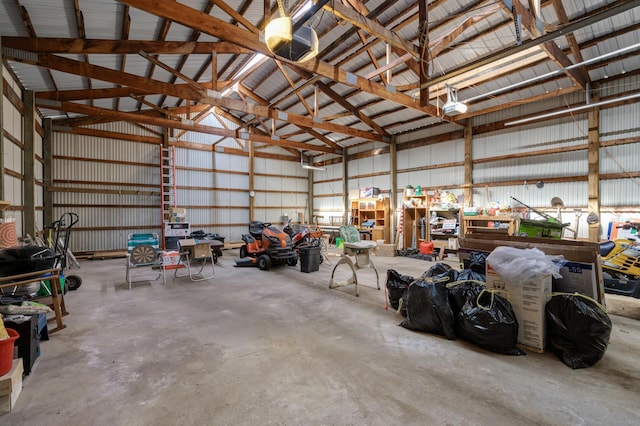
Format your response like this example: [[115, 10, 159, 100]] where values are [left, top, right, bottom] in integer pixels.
[[235, 221, 298, 270]]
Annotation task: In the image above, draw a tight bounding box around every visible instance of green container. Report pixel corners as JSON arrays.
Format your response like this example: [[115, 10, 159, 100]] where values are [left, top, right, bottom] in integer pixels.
[[518, 219, 565, 240], [38, 275, 65, 296]]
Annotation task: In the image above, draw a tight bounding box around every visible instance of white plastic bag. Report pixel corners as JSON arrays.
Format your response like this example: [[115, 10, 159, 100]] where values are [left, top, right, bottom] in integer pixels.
[[486, 246, 565, 282]]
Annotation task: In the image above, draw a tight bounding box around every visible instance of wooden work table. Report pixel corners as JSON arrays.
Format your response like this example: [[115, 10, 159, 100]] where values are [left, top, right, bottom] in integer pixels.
[[0, 268, 67, 333]]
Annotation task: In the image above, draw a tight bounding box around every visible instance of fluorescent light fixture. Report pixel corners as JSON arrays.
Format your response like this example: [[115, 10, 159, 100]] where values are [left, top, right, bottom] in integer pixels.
[[505, 92, 640, 126], [302, 164, 326, 171], [292, 1, 313, 20], [234, 53, 267, 80], [465, 42, 640, 104], [300, 156, 326, 171]]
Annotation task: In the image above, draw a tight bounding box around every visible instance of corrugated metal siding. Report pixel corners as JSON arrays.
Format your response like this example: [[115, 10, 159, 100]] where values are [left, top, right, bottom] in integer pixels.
[[52, 124, 161, 251]]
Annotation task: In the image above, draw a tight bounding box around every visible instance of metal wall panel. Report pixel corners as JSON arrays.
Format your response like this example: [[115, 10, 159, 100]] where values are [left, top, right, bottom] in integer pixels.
[[600, 144, 640, 175], [601, 179, 640, 207]]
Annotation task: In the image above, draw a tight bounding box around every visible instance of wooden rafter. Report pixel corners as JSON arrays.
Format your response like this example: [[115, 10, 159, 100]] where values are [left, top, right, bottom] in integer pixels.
[[0, 37, 252, 55], [315, 81, 389, 137], [322, 0, 418, 58], [72, 0, 92, 104], [115, 5, 130, 111], [508, 0, 589, 89], [6, 51, 379, 144], [117, 0, 452, 123], [38, 99, 337, 154]]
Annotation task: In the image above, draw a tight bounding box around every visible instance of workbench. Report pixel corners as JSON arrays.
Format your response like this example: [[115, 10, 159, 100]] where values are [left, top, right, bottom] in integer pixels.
[[0, 268, 67, 333]]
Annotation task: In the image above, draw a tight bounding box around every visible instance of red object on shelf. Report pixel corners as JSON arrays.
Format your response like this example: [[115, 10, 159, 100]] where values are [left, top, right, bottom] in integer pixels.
[[420, 241, 434, 254]]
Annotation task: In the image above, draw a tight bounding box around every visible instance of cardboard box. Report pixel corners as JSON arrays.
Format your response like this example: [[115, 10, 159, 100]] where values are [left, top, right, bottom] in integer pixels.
[[458, 236, 605, 304], [553, 261, 599, 300], [0, 359, 23, 414], [162, 250, 182, 270], [376, 244, 396, 257], [169, 207, 187, 222], [486, 264, 552, 353], [179, 239, 211, 259]]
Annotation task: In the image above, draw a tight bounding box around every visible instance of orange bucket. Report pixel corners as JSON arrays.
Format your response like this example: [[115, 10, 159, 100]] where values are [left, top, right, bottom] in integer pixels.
[[0, 328, 19, 376]]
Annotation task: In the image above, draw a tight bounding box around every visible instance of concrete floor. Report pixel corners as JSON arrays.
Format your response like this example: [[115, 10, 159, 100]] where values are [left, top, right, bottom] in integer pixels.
[[4, 247, 640, 425]]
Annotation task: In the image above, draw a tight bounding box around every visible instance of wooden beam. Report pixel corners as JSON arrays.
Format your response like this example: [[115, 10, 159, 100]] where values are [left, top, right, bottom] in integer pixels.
[[510, 0, 589, 89], [424, 0, 636, 88], [207, 95, 388, 144], [211, 0, 258, 34], [137, 51, 204, 91], [418, 0, 429, 107], [463, 118, 472, 209], [51, 126, 162, 145], [9, 52, 376, 144], [115, 4, 130, 111], [322, 0, 418, 58], [40, 99, 338, 154], [315, 81, 389, 137], [117, 0, 451, 122], [24, 90, 36, 236]]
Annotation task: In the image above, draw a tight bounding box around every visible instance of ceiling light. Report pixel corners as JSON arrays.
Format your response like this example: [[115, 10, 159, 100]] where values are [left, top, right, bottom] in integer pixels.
[[292, 1, 313, 19], [505, 92, 640, 126], [265, 0, 318, 63], [442, 85, 467, 115], [234, 54, 267, 80]]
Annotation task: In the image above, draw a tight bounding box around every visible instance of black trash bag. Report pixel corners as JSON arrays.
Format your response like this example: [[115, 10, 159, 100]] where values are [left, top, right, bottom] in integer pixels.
[[423, 262, 459, 284], [385, 269, 414, 310], [457, 268, 485, 283], [468, 251, 488, 274], [447, 281, 484, 315], [400, 279, 456, 339], [455, 288, 525, 356], [545, 294, 612, 369], [399, 290, 409, 318]]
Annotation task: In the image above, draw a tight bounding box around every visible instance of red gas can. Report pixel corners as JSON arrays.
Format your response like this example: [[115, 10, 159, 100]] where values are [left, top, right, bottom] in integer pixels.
[[419, 241, 434, 254]]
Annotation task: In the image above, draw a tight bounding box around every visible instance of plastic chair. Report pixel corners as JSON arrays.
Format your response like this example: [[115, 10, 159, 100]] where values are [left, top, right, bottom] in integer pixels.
[[329, 225, 380, 296], [125, 233, 165, 289], [174, 239, 215, 281]]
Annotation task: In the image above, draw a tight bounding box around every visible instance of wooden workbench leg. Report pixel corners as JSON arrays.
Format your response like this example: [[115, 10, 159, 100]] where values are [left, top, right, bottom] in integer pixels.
[[48, 275, 66, 333]]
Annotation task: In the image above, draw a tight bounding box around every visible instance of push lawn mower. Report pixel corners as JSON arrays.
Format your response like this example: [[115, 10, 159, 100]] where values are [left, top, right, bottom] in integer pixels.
[[235, 221, 297, 270]]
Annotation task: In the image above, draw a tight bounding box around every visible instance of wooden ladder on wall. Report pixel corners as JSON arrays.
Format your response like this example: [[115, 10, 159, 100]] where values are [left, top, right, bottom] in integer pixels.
[[160, 146, 176, 249]]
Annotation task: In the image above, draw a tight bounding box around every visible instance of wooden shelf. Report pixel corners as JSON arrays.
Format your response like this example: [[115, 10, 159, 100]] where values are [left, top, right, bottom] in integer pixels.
[[350, 198, 390, 242], [463, 215, 519, 236], [428, 208, 460, 252]]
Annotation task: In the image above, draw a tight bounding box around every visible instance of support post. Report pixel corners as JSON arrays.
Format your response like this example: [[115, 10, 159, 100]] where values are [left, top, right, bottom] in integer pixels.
[[418, 0, 429, 106], [249, 139, 255, 222], [587, 89, 600, 242], [24, 90, 36, 237], [0, 37, 4, 202], [390, 136, 397, 244], [342, 148, 348, 225], [43, 119, 53, 227], [464, 118, 473, 206], [306, 155, 313, 224]]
